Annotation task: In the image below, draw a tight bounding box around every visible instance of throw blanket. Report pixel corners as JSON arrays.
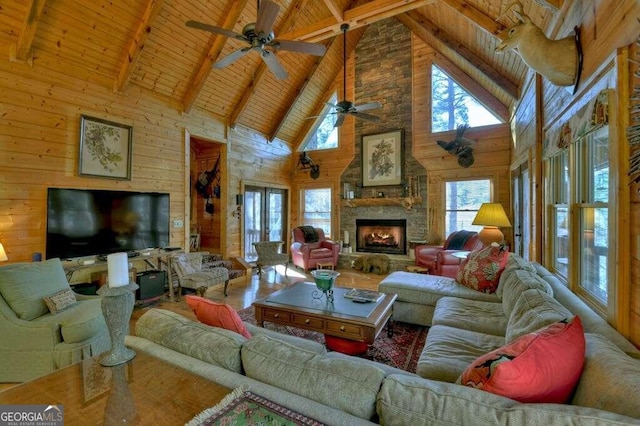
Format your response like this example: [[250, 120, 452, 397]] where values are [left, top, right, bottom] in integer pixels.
[[447, 230, 475, 250], [298, 226, 319, 243]]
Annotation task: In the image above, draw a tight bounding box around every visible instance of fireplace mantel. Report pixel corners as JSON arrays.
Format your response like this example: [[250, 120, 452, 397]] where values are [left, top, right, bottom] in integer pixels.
[[343, 196, 422, 211]]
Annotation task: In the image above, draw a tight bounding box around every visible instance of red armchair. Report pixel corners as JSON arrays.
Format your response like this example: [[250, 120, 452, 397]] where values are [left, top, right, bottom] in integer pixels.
[[415, 230, 482, 278], [291, 227, 340, 272]]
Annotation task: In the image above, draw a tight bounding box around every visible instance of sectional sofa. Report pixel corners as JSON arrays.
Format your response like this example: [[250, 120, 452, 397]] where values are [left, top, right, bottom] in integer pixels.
[[125, 254, 640, 425]]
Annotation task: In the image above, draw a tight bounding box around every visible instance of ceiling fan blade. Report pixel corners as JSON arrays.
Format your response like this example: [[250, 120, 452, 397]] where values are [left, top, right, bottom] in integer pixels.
[[334, 113, 346, 128], [255, 0, 280, 36], [214, 48, 251, 68], [186, 21, 246, 41], [351, 112, 380, 122], [260, 50, 288, 80], [353, 101, 382, 112], [272, 39, 326, 56]]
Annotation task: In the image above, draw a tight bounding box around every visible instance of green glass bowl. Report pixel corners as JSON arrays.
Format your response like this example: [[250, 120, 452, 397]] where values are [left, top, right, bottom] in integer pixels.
[[310, 270, 340, 291]]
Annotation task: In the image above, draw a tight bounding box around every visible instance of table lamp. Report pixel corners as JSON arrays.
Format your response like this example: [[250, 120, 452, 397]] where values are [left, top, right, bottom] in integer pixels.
[[472, 203, 512, 246], [0, 243, 7, 262]]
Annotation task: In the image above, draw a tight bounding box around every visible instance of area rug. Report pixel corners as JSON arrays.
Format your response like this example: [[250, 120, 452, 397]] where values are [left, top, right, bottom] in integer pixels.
[[238, 307, 428, 373], [187, 386, 324, 426]]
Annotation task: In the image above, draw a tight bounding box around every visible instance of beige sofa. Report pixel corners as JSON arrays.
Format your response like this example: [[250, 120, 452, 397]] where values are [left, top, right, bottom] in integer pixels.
[[127, 260, 640, 426]]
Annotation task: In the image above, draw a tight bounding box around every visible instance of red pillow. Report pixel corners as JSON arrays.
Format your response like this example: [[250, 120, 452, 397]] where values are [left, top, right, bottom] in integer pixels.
[[460, 316, 585, 403], [456, 245, 509, 293], [185, 295, 251, 339]]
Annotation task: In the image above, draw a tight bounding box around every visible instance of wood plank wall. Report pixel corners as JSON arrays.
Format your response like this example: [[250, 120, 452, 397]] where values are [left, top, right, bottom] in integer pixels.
[[411, 36, 512, 242], [512, 0, 640, 346]]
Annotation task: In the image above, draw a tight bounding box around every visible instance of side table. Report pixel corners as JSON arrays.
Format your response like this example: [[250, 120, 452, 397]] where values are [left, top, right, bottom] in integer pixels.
[[316, 262, 334, 271]]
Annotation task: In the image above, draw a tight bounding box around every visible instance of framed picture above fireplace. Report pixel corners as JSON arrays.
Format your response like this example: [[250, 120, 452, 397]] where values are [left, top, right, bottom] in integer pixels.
[[362, 130, 404, 187]]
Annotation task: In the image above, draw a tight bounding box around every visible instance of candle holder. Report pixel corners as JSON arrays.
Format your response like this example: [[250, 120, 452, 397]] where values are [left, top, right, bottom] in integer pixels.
[[98, 282, 139, 367]]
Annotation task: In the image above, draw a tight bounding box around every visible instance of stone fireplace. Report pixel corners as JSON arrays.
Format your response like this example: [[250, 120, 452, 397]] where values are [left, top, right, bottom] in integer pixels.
[[356, 219, 407, 255]]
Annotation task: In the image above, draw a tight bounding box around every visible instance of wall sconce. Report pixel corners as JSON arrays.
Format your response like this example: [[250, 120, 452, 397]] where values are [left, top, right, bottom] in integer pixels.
[[232, 194, 243, 219], [296, 152, 320, 180], [0, 243, 7, 262]]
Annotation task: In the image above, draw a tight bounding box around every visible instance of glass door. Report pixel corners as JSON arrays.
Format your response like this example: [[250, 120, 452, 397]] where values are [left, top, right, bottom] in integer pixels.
[[244, 186, 287, 262]]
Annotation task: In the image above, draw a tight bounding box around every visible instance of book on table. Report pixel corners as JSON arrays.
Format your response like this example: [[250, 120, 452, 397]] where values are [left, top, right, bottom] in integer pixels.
[[344, 288, 384, 303]]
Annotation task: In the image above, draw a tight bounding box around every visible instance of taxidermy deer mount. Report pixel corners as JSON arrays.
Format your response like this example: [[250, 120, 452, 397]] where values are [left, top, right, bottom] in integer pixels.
[[437, 124, 475, 168], [495, 2, 583, 92]]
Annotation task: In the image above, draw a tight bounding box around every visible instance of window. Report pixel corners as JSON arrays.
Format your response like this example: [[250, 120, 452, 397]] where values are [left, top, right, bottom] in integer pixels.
[[546, 125, 610, 306], [445, 179, 491, 236], [301, 188, 332, 237], [431, 65, 501, 133], [301, 92, 338, 151], [575, 127, 609, 304], [549, 151, 570, 278]]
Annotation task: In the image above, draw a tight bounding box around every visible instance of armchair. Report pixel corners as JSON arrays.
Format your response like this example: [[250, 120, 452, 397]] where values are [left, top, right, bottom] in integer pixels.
[[415, 230, 482, 278], [170, 252, 230, 298], [291, 227, 340, 272], [253, 241, 289, 277], [0, 258, 110, 382]]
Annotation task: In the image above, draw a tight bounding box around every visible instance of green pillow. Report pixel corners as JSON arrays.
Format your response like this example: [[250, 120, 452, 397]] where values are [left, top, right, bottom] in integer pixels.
[[0, 258, 70, 320]]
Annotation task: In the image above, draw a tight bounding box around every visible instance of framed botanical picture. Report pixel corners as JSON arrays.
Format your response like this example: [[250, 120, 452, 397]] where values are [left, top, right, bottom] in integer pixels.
[[362, 130, 404, 187], [79, 115, 133, 180]]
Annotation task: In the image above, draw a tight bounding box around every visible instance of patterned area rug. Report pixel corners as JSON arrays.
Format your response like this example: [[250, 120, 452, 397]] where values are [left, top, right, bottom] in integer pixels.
[[187, 386, 324, 426], [238, 307, 428, 373]]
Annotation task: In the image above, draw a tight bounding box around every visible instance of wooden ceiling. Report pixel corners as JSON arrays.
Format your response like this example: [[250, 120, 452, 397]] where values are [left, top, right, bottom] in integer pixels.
[[0, 0, 564, 147]]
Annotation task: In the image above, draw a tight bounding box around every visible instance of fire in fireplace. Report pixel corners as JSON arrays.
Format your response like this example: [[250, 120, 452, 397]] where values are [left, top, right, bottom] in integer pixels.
[[356, 219, 407, 255]]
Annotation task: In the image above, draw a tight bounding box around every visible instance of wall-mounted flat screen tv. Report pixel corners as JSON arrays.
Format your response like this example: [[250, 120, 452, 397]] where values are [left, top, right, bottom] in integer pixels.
[[46, 188, 170, 259]]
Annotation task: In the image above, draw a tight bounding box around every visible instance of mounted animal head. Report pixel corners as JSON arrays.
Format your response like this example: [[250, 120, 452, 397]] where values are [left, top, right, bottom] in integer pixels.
[[495, 2, 581, 87]]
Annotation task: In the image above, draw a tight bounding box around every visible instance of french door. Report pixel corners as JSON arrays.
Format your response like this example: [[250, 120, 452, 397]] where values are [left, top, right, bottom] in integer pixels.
[[243, 186, 287, 261]]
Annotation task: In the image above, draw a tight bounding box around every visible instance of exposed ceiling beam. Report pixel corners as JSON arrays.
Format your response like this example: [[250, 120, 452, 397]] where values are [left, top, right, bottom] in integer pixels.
[[438, 0, 507, 39], [321, 0, 344, 22], [10, 0, 47, 64], [268, 36, 339, 142], [399, 10, 518, 100], [229, 0, 310, 129], [181, 0, 249, 113], [113, 0, 165, 93], [278, 0, 434, 43]]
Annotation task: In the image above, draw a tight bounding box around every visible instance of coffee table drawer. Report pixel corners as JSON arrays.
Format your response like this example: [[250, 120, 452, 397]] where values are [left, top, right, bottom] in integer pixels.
[[291, 314, 324, 330], [326, 320, 363, 339], [261, 309, 291, 323]]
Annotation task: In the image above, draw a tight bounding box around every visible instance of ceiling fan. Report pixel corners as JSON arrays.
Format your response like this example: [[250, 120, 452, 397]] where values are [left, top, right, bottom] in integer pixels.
[[327, 23, 382, 127], [186, 0, 326, 80]]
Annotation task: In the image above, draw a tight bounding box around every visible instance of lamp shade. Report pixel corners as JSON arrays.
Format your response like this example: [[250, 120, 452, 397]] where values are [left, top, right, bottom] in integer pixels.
[[0, 243, 7, 262], [472, 203, 512, 227]]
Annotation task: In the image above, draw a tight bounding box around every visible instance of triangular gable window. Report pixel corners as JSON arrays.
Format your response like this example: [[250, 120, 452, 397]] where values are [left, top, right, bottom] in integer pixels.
[[301, 92, 339, 151], [431, 64, 502, 133]]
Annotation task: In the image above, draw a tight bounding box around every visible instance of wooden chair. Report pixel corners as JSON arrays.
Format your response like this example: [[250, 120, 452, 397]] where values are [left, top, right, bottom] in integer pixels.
[[253, 241, 289, 277]]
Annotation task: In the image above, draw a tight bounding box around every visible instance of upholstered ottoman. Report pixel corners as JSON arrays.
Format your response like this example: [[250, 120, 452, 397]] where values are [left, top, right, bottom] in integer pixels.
[[378, 271, 499, 326]]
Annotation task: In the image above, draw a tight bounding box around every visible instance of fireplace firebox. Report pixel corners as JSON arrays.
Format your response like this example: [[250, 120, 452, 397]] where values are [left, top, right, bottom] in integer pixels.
[[356, 219, 407, 255]]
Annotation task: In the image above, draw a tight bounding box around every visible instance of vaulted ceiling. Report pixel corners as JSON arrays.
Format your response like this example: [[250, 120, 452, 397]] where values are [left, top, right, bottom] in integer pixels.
[[0, 0, 564, 147]]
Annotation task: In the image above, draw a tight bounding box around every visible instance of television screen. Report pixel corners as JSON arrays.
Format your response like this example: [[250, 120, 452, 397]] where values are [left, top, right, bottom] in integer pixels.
[[46, 188, 170, 259]]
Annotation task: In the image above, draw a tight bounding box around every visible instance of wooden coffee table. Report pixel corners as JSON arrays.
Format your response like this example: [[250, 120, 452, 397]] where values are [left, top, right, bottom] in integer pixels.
[[253, 282, 397, 344], [0, 351, 231, 425]]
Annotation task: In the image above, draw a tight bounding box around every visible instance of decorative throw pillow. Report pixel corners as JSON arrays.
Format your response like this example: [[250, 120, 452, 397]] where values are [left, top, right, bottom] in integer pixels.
[[456, 245, 509, 293], [185, 295, 251, 339], [460, 316, 585, 403], [43, 288, 78, 314]]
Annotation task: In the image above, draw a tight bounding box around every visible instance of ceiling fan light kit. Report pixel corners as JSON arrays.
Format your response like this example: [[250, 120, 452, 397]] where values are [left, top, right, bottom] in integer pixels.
[[186, 0, 326, 80]]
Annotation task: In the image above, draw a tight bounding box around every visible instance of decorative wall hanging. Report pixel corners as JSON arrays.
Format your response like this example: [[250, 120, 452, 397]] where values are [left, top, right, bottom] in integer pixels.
[[436, 124, 475, 168], [79, 115, 133, 180], [495, 2, 583, 94], [362, 130, 404, 187]]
